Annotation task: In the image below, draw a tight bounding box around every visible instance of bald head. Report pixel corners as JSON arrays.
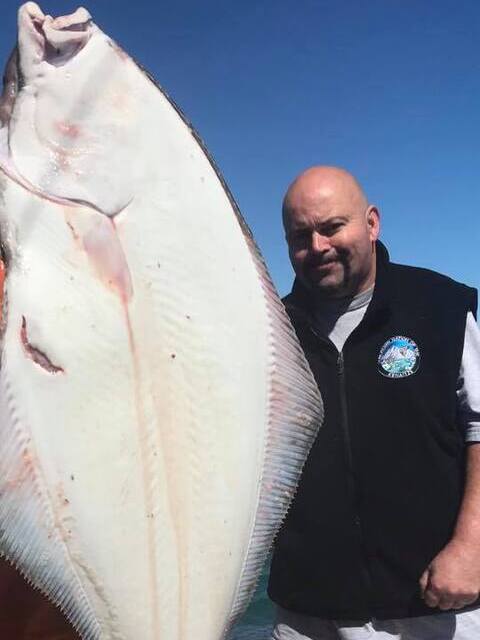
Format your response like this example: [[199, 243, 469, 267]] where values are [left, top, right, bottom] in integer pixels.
[[283, 166, 380, 297], [283, 166, 368, 231]]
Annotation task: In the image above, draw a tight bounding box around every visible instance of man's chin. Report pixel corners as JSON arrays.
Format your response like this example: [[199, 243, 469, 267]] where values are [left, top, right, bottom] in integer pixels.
[[303, 275, 345, 297]]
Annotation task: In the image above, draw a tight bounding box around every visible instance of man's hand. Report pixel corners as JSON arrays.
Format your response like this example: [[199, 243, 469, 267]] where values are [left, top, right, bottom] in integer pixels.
[[419, 538, 480, 610], [420, 444, 480, 611]]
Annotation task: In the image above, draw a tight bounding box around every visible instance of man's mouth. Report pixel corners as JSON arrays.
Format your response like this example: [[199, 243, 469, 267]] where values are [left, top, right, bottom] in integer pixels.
[[309, 260, 337, 271]]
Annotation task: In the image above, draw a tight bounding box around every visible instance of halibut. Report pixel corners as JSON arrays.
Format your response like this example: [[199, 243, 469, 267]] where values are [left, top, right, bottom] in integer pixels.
[[0, 4, 323, 639]]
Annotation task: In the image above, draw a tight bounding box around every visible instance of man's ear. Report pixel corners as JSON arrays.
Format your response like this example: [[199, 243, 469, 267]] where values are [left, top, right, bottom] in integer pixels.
[[366, 205, 380, 242]]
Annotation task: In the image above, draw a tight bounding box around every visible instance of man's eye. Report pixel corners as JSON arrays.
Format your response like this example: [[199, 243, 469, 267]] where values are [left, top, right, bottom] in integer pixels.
[[324, 223, 343, 236], [289, 230, 309, 243]]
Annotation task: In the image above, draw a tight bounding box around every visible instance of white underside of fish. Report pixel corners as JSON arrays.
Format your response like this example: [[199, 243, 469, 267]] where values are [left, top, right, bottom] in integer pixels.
[[0, 3, 323, 639]]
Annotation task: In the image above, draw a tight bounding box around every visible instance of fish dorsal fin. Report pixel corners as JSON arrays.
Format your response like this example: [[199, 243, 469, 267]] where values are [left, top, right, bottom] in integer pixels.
[[220, 195, 324, 633]]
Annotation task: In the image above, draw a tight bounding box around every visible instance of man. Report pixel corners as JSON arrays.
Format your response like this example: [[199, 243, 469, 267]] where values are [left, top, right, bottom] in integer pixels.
[[268, 166, 480, 639]]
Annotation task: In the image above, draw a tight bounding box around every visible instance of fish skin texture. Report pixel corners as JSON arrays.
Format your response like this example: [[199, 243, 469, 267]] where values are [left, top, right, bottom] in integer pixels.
[[0, 3, 323, 639]]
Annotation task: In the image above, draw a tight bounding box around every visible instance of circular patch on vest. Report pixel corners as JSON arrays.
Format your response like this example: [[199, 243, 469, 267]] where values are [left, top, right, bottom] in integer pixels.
[[378, 336, 420, 378]]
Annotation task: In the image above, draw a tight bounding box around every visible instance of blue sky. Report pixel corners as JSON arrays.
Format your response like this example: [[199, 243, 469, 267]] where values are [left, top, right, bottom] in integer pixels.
[[1, 0, 479, 297]]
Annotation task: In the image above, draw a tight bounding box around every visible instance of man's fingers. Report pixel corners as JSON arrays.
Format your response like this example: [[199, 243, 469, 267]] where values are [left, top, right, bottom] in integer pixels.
[[425, 589, 479, 611], [423, 588, 440, 608], [419, 569, 429, 596], [438, 597, 455, 611], [452, 594, 480, 609]]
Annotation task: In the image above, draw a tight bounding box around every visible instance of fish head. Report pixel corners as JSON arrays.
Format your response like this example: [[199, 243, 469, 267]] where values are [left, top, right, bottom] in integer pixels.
[[0, 3, 144, 217], [17, 3, 93, 83]]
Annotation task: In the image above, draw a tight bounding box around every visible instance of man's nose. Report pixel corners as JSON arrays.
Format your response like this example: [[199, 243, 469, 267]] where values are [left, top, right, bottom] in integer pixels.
[[310, 231, 330, 253]]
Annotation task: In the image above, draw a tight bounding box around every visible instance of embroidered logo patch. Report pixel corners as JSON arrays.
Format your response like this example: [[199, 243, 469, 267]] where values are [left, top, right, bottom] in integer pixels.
[[378, 336, 420, 378]]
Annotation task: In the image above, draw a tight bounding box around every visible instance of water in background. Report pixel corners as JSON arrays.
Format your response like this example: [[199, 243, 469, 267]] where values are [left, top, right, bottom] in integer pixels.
[[230, 562, 274, 640]]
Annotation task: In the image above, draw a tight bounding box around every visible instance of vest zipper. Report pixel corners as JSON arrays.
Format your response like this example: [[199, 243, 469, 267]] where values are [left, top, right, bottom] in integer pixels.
[[337, 353, 354, 478], [337, 351, 373, 597], [305, 323, 374, 603]]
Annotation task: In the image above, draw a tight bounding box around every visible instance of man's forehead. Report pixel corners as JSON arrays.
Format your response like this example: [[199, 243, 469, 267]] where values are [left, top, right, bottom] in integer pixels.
[[285, 180, 355, 213], [283, 167, 368, 223], [286, 182, 334, 207], [287, 210, 346, 228], [285, 199, 351, 229]]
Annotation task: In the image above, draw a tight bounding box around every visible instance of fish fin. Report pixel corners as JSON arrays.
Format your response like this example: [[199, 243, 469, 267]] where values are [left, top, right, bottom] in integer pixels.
[[0, 352, 101, 639], [225, 223, 324, 629]]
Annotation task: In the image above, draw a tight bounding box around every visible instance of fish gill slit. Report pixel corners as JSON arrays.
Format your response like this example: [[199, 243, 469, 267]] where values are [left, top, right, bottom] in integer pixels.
[[0, 163, 132, 219], [21, 316, 64, 374]]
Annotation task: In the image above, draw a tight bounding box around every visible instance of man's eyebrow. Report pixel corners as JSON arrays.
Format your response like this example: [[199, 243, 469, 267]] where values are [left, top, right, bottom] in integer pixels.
[[313, 215, 349, 228], [287, 214, 349, 233], [289, 223, 309, 230], [322, 215, 349, 223]]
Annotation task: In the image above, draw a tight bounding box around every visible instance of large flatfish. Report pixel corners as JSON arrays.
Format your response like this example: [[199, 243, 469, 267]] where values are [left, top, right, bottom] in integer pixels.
[[0, 3, 323, 639]]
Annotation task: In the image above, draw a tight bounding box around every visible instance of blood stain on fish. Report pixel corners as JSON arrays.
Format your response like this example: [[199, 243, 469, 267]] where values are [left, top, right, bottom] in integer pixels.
[[82, 217, 133, 303], [56, 122, 81, 139]]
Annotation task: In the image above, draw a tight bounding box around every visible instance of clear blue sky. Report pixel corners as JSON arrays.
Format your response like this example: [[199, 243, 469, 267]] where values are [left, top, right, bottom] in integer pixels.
[[1, 1, 479, 297]]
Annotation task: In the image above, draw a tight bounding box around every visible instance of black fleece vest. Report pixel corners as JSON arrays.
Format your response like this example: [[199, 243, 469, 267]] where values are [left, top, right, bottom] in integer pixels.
[[268, 242, 478, 620]]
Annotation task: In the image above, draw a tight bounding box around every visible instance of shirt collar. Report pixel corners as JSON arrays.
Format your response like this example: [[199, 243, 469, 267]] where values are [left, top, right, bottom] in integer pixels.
[[286, 240, 392, 329]]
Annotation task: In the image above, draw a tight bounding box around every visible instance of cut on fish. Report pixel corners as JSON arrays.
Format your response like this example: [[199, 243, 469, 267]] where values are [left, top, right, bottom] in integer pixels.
[[0, 3, 323, 639]]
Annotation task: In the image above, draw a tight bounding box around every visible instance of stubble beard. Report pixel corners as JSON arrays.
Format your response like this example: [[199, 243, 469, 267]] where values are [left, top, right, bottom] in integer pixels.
[[304, 253, 353, 299]]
